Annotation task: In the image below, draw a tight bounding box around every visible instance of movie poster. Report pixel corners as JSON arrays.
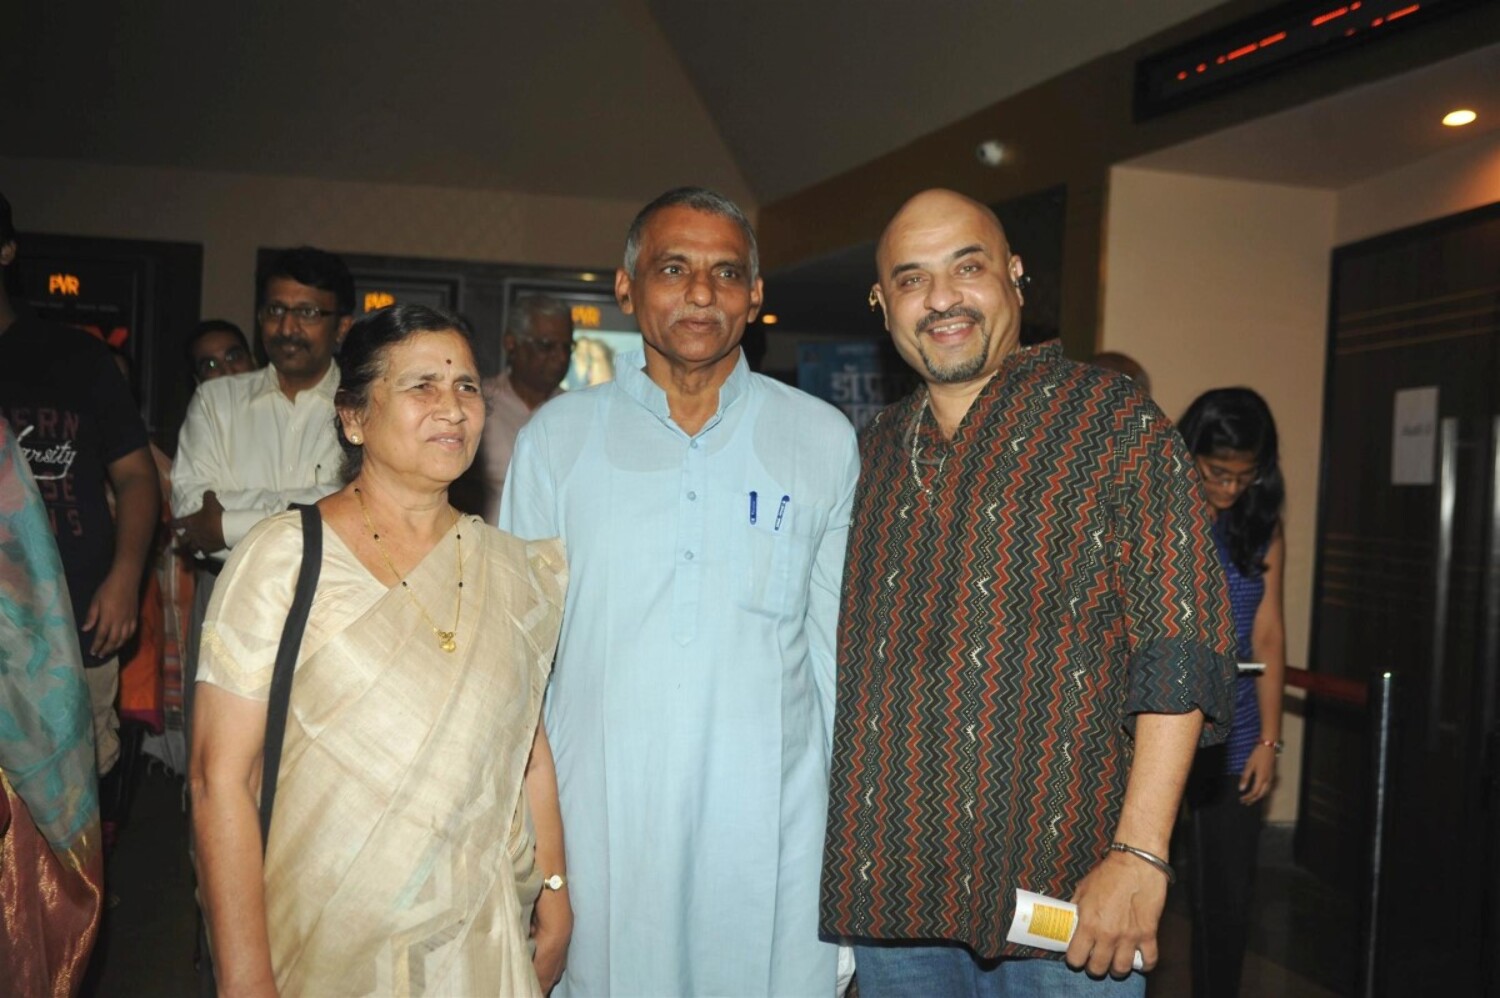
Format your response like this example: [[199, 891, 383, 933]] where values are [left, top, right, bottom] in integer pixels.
[[797, 340, 898, 430]]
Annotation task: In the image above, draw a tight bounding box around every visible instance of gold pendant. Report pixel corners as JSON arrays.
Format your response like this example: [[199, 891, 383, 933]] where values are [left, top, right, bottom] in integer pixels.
[[438, 632, 457, 653]]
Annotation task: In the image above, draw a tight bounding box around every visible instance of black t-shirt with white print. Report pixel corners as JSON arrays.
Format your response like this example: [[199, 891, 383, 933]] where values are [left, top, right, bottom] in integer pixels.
[[0, 314, 150, 665]]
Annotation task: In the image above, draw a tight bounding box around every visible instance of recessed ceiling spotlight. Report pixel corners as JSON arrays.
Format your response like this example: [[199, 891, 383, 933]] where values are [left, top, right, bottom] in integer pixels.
[[1443, 109, 1477, 127], [975, 140, 1007, 167], [760, 313, 779, 325]]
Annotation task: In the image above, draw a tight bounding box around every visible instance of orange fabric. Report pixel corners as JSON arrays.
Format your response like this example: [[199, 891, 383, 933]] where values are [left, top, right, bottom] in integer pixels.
[[117, 572, 165, 731], [0, 771, 102, 998], [117, 445, 191, 734]]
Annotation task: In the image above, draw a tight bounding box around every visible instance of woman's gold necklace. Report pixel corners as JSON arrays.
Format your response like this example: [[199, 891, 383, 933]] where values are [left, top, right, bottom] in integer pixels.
[[354, 487, 464, 653]]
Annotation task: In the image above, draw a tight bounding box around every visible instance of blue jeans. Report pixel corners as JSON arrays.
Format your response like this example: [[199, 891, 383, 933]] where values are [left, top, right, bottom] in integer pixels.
[[854, 942, 1146, 998]]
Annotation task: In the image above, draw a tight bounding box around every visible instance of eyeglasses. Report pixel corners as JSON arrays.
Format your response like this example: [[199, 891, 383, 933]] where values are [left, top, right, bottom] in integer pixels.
[[194, 347, 249, 379], [259, 302, 342, 324], [1196, 459, 1262, 490], [513, 336, 577, 356]]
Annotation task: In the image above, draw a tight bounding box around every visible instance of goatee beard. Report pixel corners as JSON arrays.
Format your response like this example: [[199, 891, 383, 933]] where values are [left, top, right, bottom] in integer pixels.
[[920, 330, 991, 384], [922, 349, 989, 383]]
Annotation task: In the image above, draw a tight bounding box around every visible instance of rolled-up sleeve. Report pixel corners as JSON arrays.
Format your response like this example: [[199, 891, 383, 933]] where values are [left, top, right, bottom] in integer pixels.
[[1112, 403, 1238, 746]]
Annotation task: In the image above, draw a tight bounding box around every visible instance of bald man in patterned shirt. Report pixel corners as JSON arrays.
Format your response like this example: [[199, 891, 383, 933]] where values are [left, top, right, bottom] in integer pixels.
[[821, 190, 1237, 996]]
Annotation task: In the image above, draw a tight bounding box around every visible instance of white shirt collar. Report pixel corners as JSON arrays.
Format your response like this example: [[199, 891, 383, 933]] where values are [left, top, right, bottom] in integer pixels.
[[250, 360, 340, 404]]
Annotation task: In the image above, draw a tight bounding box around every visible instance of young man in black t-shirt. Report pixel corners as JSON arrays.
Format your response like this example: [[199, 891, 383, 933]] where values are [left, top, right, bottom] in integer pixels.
[[0, 191, 160, 778]]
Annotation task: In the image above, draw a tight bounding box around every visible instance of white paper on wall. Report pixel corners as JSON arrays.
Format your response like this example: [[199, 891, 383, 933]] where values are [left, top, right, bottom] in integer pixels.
[[1391, 386, 1439, 486]]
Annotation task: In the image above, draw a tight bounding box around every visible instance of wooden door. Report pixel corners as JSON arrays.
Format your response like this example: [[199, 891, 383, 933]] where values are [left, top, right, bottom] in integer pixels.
[[1300, 201, 1500, 993]]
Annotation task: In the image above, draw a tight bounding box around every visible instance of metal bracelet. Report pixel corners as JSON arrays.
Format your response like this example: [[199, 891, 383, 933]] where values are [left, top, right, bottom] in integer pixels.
[[1108, 841, 1176, 884]]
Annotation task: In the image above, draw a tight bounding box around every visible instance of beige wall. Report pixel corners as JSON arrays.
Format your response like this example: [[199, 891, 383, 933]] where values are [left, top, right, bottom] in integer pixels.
[[1099, 145, 1500, 824], [1099, 167, 1337, 823], [1336, 130, 1500, 245], [0, 155, 652, 328]]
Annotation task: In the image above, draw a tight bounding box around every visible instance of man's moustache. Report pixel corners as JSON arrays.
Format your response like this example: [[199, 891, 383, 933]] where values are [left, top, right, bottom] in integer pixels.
[[918, 307, 985, 333], [671, 309, 727, 328]]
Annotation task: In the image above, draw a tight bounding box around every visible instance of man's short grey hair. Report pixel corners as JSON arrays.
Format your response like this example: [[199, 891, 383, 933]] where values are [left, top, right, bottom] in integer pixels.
[[622, 187, 759, 283], [507, 294, 573, 339]]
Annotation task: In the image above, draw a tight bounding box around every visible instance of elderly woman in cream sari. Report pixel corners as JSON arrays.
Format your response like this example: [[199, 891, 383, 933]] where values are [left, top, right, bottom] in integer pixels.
[[191, 304, 570, 997]]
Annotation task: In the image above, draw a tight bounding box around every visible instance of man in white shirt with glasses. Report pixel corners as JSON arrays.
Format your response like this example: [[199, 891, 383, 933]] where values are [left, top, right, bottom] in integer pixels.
[[171, 246, 353, 739], [173, 246, 352, 559]]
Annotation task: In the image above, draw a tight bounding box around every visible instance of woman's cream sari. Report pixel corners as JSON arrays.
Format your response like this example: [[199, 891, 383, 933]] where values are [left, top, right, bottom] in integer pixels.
[[199, 511, 565, 997]]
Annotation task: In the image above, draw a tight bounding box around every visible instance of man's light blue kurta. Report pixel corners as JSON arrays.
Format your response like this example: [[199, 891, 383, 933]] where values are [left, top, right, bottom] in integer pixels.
[[501, 351, 858, 997]]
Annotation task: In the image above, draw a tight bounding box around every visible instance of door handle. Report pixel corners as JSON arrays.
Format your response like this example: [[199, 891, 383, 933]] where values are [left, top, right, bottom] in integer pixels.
[[1429, 417, 1457, 752], [1480, 416, 1500, 779]]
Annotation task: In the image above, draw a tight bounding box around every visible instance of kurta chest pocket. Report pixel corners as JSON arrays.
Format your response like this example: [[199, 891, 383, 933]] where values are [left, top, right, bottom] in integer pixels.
[[732, 493, 824, 617]]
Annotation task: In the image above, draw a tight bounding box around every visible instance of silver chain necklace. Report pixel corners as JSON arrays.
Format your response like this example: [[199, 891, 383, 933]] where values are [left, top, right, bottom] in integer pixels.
[[907, 396, 948, 498]]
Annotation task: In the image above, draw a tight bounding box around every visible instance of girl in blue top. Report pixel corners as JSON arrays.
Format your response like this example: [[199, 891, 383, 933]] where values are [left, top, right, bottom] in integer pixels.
[[1178, 387, 1286, 998]]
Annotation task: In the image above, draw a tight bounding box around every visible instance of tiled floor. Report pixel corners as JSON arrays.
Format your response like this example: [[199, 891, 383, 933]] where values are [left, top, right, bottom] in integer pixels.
[[85, 769, 1359, 996], [1150, 824, 1359, 997], [1150, 908, 1345, 998], [84, 765, 199, 997]]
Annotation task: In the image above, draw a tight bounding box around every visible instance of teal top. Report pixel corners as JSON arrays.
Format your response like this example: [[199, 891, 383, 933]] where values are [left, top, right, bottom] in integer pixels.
[[0, 415, 97, 851]]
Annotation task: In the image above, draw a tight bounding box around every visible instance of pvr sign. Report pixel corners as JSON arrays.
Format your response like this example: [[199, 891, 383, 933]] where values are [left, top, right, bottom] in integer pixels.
[[49, 273, 81, 296]]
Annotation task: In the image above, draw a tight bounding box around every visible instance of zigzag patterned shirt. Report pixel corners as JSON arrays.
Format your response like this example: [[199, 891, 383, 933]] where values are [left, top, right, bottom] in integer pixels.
[[820, 341, 1237, 959]]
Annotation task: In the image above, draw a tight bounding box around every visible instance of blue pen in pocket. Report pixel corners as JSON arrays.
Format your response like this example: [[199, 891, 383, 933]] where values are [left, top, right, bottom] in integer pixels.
[[749, 490, 758, 524], [775, 495, 790, 531]]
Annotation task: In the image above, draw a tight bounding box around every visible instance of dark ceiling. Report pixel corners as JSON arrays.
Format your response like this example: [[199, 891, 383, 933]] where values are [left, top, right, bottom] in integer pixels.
[[1, 0, 1226, 207]]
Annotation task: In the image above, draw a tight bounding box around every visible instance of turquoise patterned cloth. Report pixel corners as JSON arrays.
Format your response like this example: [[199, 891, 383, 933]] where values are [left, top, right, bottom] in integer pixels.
[[0, 415, 97, 851]]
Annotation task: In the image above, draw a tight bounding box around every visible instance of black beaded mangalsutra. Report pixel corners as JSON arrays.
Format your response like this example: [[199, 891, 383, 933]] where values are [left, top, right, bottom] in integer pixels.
[[355, 487, 464, 652]]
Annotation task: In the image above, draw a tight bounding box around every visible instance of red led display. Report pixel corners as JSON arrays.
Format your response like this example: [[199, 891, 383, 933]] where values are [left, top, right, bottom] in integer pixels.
[[1136, 0, 1482, 119]]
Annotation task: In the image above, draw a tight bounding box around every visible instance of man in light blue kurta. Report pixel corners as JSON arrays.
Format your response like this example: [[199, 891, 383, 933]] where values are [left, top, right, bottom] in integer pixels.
[[501, 188, 858, 997]]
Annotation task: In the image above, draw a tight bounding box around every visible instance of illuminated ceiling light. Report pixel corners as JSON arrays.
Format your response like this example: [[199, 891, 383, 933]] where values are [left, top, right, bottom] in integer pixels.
[[1442, 109, 1477, 127], [760, 313, 779, 325], [578, 272, 600, 282]]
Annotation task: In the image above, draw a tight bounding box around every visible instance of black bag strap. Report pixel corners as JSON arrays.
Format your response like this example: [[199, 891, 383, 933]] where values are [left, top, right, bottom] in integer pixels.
[[258, 504, 323, 853]]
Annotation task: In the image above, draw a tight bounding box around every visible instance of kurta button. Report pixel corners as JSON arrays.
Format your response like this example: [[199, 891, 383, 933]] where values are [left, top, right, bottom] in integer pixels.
[[690, 440, 700, 449], [687, 491, 697, 501], [685, 551, 694, 560]]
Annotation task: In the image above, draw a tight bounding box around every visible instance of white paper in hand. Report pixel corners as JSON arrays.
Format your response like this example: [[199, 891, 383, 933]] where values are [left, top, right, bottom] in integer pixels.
[[1006, 889, 1145, 972]]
